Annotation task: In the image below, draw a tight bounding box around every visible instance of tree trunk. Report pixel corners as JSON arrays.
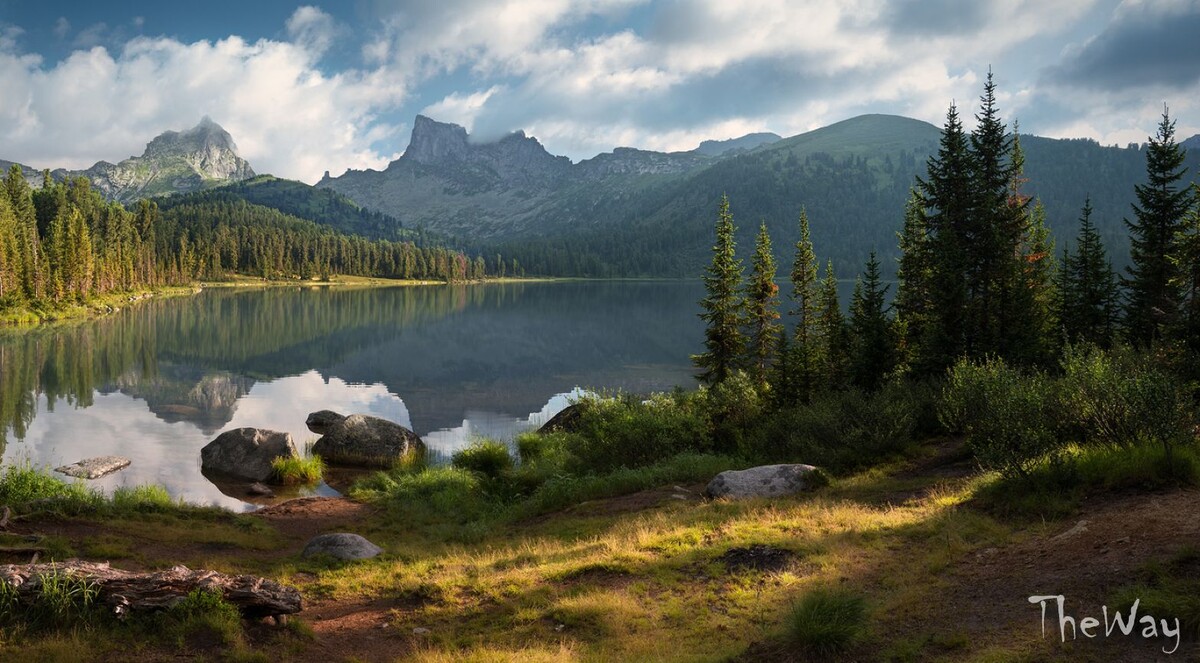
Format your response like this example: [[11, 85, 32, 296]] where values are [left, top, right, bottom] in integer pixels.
[[0, 561, 301, 619]]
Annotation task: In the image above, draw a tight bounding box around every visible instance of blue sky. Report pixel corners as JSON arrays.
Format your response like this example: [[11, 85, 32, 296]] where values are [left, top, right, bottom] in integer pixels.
[[0, 0, 1197, 183]]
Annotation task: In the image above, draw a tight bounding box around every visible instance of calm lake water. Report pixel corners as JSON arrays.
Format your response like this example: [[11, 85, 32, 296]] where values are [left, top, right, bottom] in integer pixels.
[[0, 281, 707, 509]]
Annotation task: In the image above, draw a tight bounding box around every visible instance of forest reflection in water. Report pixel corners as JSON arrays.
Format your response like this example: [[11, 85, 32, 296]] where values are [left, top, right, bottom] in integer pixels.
[[0, 281, 702, 509]]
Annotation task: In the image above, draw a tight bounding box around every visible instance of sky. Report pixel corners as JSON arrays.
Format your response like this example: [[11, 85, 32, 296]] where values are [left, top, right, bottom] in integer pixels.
[[0, 0, 1197, 184]]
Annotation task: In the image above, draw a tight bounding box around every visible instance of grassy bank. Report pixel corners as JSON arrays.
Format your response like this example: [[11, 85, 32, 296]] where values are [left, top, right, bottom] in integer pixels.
[[0, 286, 198, 327], [0, 346, 1197, 660]]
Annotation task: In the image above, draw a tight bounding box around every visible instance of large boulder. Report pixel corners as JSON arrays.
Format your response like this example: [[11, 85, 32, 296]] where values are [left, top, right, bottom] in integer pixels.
[[200, 428, 298, 482], [301, 533, 382, 560], [305, 410, 347, 435], [309, 412, 424, 466], [537, 403, 585, 435], [703, 464, 825, 500]]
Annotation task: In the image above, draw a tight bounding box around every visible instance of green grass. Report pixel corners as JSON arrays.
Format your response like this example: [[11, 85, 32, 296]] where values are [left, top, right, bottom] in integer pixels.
[[271, 455, 324, 485], [451, 440, 514, 479], [1110, 547, 1200, 643], [784, 587, 868, 655]]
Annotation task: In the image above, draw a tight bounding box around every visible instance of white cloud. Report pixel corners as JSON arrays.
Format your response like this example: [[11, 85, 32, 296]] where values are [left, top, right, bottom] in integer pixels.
[[420, 86, 502, 131], [53, 17, 70, 40], [0, 7, 407, 183]]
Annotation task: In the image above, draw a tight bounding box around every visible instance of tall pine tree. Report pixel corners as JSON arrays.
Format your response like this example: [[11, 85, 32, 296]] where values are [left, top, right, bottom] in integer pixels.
[[1122, 106, 1191, 346], [1058, 197, 1118, 348], [816, 260, 849, 389], [744, 222, 781, 387], [1172, 184, 1200, 353], [788, 208, 822, 401], [693, 194, 745, 385], [848, 252, 895, 391]]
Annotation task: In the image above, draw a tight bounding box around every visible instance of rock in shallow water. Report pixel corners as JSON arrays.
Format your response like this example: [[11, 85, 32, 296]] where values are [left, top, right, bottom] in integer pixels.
[[54, 456, 132, 480], [308, 412, 423, 466], [301, 533, 383, 560], [200, 428, 298, 482]]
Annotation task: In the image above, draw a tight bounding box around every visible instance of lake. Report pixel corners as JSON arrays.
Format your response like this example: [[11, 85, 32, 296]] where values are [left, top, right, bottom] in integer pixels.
[[0, 281, 707, 509]]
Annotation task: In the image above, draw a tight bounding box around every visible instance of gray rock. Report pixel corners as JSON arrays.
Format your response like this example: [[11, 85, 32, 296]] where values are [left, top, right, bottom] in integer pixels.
[[537, 403, 585, 435], [301, 533, 382, 560], [54, 456, 131, 480], [247, 482, 275, 497], [703, 464, 824, 500], [200, 428, 297, 482], [310, 413, 424, 466], [305, 410, 347, 435]]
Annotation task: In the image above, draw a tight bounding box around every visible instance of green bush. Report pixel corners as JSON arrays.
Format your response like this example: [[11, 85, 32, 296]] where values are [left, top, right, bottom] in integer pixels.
[[451, 440, 514, 479], [152, 588, 244, 648], [562, 392, 710, 473], [741, 384, 918, 472], [941, 358, 1062, 479], [784, 587, 868, 654]]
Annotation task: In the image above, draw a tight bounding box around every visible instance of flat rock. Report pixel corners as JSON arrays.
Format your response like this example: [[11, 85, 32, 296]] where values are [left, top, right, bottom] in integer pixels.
[[200, 428, 298, 482], [309, 412, 424, 466], [301, 533, 382, 560], [54, 456, 131, 480], [703, 464, 823, 499]]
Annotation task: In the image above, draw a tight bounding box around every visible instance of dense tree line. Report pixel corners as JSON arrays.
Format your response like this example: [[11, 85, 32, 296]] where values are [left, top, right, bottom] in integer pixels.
[[694, 74, 1200, 397], [0, 167, 496, 312]]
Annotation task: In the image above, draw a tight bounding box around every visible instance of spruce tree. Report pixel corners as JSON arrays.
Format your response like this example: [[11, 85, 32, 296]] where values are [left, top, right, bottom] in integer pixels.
[[693, 194, 745, 385], [914, 103, 974, 373], [1172, 184, 1200, 353], [1122, 107, 1191, 345], [895, 189, 931, 367], [1059, 197, 1118, 347], [788, 208, 821, 400], [816, 260, 849, 389], [848, 252, 895, 391], [744, 222, 781, 387], [0, 192, 19, 302], [4, 165, 44, 300]]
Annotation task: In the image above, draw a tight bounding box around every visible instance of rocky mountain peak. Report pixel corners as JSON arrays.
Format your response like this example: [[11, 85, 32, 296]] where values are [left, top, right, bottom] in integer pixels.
[[404, 115, 471, 164]]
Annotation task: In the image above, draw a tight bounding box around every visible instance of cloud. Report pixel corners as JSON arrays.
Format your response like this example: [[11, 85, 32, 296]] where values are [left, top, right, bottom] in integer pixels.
[[1048, 0, 1200, 90], [0, 7, 406, 182], [421, 86, 502, 132], [53, 17, 70, 40], [285, 5, 340, 58]]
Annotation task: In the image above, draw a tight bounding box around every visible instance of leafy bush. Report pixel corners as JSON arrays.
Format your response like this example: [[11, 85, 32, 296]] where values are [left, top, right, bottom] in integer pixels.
[[941, 358, 1061, 479], [151, 588, 244, 649], [562, 392, 710, 473], [741, 384, 919, 472], [451, 440, 514, 479], [784, 587, 868, 654]]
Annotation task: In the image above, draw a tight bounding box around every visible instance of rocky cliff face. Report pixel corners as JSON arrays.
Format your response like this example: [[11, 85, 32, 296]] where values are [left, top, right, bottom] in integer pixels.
[[55, 117, 255, 203]]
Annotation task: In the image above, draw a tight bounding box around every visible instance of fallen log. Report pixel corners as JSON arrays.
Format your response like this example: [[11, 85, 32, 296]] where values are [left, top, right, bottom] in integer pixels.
[[0, 561, 301, 620]]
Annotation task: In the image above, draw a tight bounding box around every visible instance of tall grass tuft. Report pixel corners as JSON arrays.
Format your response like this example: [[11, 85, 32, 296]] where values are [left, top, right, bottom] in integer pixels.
[[451, 440, 514, 479], [271, 455, 324, 485], [784, 587, 868, 655]]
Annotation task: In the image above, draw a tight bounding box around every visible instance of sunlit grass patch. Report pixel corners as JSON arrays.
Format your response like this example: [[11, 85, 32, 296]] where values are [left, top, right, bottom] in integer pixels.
[[270, 455, 324, 485]]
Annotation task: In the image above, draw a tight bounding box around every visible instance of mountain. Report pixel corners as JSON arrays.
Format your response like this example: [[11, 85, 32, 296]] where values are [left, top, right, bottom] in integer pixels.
[[318, 116, 758, 239], [65, 117, 256, 203], [155, 175, 430, 243], [320, 114, 1200, 278], [1183, 134, 1200, 152], [693, 132, 781, 156], [1, 118, 256, 203]]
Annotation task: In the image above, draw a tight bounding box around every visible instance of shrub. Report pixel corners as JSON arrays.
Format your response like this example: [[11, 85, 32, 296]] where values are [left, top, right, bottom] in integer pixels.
[[562, 392, 710, 473], [784, 587, 868, 654], [271, 455, 324, 485], [940, 358, 1061, 479], [150, 588, 244, 649], [451, 440, 514, 479]]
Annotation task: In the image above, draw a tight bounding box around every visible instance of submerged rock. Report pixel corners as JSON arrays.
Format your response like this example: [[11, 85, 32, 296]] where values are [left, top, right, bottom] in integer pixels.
[[301, 533, 382, 560], [308, 412, 423, 466], [247, 482, 276, 497], [703, 464, 825, 500], [200, 428, 298, 482], [54, 456, 132, 480]]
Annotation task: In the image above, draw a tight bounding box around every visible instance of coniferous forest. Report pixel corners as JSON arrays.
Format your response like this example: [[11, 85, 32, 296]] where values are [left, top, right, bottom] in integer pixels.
[[0, 167, 494, 316], [695, 73, 1200, 480]]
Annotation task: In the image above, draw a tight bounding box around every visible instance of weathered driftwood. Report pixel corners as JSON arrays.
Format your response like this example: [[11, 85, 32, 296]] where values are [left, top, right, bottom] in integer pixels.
[[0, 561, 302, 619]]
